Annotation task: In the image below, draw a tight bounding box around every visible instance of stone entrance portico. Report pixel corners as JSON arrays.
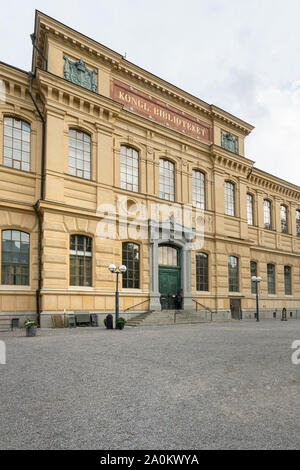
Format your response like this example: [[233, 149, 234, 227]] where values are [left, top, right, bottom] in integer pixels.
[[149, 217, 194, 311]]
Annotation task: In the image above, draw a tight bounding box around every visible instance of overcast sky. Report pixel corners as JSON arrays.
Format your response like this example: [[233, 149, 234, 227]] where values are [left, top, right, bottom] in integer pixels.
[[1, 0, 300, 186]]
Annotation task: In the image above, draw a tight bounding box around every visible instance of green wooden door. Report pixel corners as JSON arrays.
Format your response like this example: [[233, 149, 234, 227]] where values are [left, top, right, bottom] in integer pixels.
[[159, 266, 181, 295]]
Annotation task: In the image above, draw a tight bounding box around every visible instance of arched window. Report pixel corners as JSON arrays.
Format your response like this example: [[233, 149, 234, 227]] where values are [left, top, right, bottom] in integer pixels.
[[196, 253, 208, 291], [228, 256, 239, 292], [297, 210, 300, 237], [284, 266, 292, 295], [120, 146, 139, 192], [1, 230, 29, 285], [160, 159, 175, 201], [3, 117, 30, 171], [267, 264, 275, 294], [192, 170, 205, 209], [122, 242, 140, 288], [264, 200, 272, 230], [69, 129, 91, 179], [70, 235, 92, 286], [247, 194, 254, 225], [224, 181, 235, 216], [281, 205, 288, 233], [250, 261, 257, 294]]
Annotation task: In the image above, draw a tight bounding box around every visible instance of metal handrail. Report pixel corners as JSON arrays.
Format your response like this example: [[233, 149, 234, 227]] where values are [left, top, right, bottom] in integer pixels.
[[192, 299, 213, 321], [123, 299, 150, 313]]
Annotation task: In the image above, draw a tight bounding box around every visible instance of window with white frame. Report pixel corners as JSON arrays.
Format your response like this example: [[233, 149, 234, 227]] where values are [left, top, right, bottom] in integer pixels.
[[120, 146, 139, 192], [297, 210, 300, 237], [264, 200, 272, 230], [3, 117, 30, 171], [225, 181, 235, 216], [281, 205, 288, 233], [160, 159, 175, 201], [69, 129, 91, 179], [247, 194, 254, 225], [192, 170, 205, 209]]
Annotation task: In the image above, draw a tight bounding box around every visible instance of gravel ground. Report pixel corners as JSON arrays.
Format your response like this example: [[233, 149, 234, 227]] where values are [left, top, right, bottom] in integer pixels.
[[0, 320, 300, 450]]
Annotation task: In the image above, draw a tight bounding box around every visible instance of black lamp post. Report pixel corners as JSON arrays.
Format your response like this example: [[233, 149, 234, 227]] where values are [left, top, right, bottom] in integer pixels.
[[108, 264, 127, 327], [251, 276, 262, 322]]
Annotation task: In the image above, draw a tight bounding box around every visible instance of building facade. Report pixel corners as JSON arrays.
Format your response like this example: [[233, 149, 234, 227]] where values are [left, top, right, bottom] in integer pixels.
[[0, 10, 300, 327]]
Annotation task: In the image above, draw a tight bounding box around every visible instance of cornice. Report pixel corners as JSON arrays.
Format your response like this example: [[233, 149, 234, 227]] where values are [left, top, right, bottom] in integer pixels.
[[248, 168, 300, 201]]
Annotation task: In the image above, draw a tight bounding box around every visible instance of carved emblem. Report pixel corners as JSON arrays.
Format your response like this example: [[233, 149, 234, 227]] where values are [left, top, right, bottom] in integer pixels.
[[221, 131, 238, 154], [64, 56, 98, 92]]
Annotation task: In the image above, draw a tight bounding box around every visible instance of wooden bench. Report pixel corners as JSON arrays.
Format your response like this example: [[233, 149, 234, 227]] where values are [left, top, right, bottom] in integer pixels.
[[75, 312, 91, 326], [0, 317, 19, 331]]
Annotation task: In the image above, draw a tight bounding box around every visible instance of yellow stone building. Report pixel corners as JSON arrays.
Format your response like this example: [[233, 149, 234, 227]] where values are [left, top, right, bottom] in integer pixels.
[[0, 10, 300, 327]]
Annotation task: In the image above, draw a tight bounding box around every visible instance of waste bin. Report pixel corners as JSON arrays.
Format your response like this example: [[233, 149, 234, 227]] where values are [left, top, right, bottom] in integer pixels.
[[105, 314, 113, 329]]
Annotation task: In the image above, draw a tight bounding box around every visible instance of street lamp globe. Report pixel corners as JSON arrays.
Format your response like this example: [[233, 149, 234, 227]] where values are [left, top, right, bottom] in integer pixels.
[[251, 276, 257, 282], [257, 276, 262, 282], [119, 265, 127, 273], [108, 264, 116, 273]]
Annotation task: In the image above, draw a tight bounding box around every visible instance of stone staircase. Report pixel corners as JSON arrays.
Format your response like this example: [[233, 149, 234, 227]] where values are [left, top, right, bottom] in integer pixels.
[[126, 309, 215, 327]]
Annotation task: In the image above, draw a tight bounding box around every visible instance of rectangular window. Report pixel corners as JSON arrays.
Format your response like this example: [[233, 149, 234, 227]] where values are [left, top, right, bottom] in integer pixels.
[[267, 264, 275, 294], [1, 230, 29, 285], [284, 266, 291, 295], [160, 159, 175, 201], [120, 146, 139, 192], [122, 242, 140, 288], [228, 256, 239, 292], [281, 205, 288, 233], [3, 117, 31, 172], [196, 253, 209, 291], [250, 261, 257, 294], [264, 200, 272, 230], [247, 194, 254, 225], [192, 170, 205, 210], [69, 129, 91, 180], [225, 182, 235, 216], [296, 210, 300, 237], [70, 235, 92, 286]]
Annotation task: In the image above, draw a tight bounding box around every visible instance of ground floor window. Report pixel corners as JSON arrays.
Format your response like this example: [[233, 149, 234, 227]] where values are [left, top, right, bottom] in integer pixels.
[[1, 230, 29, 285], [122, 242, 140, 288], [228, 256, 239, 292], [196, 253, 208, 291], [267, 264, 275, 294], [70, 235, 92, 286], [284, 266, 292, 295]]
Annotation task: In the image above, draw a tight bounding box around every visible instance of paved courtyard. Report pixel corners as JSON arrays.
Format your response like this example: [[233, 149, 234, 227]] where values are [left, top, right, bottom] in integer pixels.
[[0, 320, 300, 450]]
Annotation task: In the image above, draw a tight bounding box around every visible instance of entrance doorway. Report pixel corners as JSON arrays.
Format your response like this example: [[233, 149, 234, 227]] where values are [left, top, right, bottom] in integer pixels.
[[158, 245, 181, 310], [230, 299, 242, 320]]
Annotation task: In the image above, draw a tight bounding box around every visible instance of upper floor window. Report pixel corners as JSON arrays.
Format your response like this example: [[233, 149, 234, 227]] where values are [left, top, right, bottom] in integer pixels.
[[3, 117, 30, 172], [1, 230, 29, 285], [247, 194, 254, 225], [122, 242, 140, 288], [120, 146, 139, 192], [284, 266, 292, 295], [281, 205, 288, 234], [225, 181, 235, 216], [296, 210, 300, 237], [250, 261, 257, 294], [264, 200, 272, 230], [267, 263, 275, 294], [196, 253, 209, 291], [70, 235, 92, 286], [160, 159, 175, 201], [69, 129, 91, 180], [192, 170, 205, 209], [228, 256, 239, 292]]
